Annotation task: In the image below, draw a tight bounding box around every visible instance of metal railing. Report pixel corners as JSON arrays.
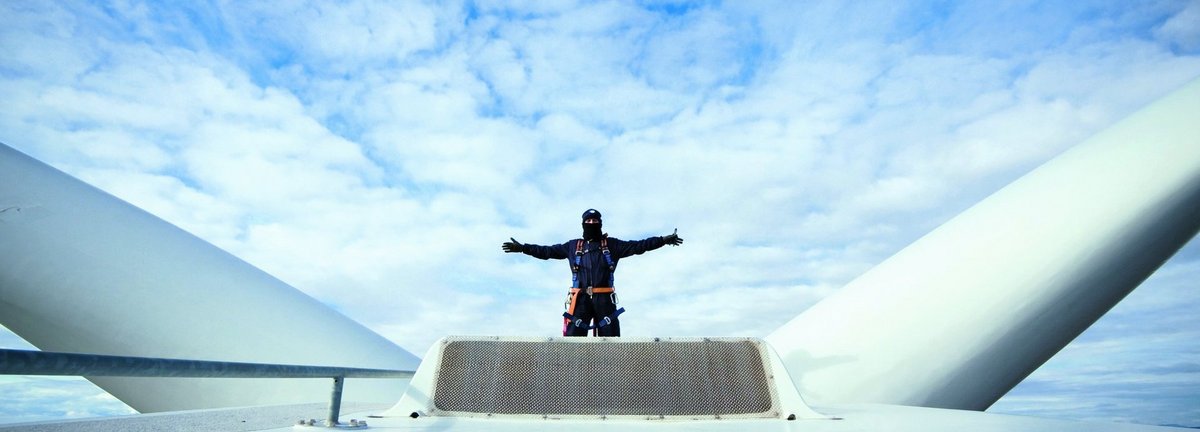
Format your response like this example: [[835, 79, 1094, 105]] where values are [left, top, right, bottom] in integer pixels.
[[0, 348, 414, 428]]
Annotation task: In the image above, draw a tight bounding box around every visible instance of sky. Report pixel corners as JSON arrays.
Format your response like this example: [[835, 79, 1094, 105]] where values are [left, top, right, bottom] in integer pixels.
[[1, 0, 1199, 427]]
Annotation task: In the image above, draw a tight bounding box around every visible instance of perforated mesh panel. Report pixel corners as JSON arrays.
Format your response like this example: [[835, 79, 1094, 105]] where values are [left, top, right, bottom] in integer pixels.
[[432, 339, 774, 416]]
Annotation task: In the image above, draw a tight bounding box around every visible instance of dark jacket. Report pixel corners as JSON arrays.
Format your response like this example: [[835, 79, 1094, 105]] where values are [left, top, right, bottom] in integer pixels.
[[522, 235, 667, 288]]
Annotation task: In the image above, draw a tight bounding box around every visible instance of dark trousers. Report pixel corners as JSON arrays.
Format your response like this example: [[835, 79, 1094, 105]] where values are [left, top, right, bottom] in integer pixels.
[[563, 289, 621, 337]]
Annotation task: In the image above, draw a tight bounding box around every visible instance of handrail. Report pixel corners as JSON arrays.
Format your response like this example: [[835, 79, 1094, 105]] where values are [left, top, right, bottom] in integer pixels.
[[0, 348, 413, 378], [0, 348, 415, 428]]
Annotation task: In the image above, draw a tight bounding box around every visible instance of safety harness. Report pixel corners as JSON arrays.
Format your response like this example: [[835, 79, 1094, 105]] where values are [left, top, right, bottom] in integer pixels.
[[563, 307, 625, 330], [570, 237, 616, 288], [563, 236, 623, 333]]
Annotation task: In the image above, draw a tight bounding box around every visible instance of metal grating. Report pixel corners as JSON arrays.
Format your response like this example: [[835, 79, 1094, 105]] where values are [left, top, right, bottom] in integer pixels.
[[432, 339, 774, 416]]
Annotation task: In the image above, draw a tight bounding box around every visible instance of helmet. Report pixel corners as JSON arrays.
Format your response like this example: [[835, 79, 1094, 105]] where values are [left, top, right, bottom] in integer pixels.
[[582, 209, 602, 222]]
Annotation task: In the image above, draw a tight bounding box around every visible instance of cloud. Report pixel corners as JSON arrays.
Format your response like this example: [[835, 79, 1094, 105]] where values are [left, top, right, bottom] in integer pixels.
[[0, 377, 136, 424], [456, 2, 692, 129], [989, 242, 1200, 426], [197, 1, 443, 75], [633, 5, 762, 92], [1155, 1, 1200, 53], [0, 325, 36, 351]]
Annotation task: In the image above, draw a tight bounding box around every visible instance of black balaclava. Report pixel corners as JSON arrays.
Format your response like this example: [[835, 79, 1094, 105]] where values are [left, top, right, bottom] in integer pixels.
[[582, 208, 603, 240]]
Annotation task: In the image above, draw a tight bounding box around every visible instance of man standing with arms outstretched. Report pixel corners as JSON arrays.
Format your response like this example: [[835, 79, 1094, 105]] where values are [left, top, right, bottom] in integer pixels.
[[502, 209, 683, 337]]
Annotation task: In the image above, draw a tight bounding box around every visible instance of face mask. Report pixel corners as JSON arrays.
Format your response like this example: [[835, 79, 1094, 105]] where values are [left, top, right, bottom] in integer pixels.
[[583, 223, 603, 240]]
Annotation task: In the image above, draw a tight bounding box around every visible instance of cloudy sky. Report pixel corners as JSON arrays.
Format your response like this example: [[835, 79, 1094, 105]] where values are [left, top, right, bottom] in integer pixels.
[[2, 0, 1199, 427]]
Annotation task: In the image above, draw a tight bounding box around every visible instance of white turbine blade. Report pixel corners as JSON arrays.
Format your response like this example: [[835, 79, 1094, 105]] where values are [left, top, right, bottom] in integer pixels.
[[0, 143, 420, 412], [765, 78, 1200, 410]]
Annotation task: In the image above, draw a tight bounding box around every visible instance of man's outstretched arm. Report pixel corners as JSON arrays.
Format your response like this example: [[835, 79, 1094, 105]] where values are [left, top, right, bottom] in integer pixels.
[[502, 238, 571, 260], [611, 229, 683, 258]]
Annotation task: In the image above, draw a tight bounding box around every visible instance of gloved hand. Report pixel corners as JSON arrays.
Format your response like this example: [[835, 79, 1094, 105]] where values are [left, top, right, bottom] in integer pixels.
[[502, 237, 524, 253], [664, 228, 683, 246]]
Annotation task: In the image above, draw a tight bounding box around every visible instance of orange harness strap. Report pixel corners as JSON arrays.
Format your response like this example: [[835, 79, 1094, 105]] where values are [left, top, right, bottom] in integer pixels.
[[563, 289, 578, 335], [569, 287, 614, 295]]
